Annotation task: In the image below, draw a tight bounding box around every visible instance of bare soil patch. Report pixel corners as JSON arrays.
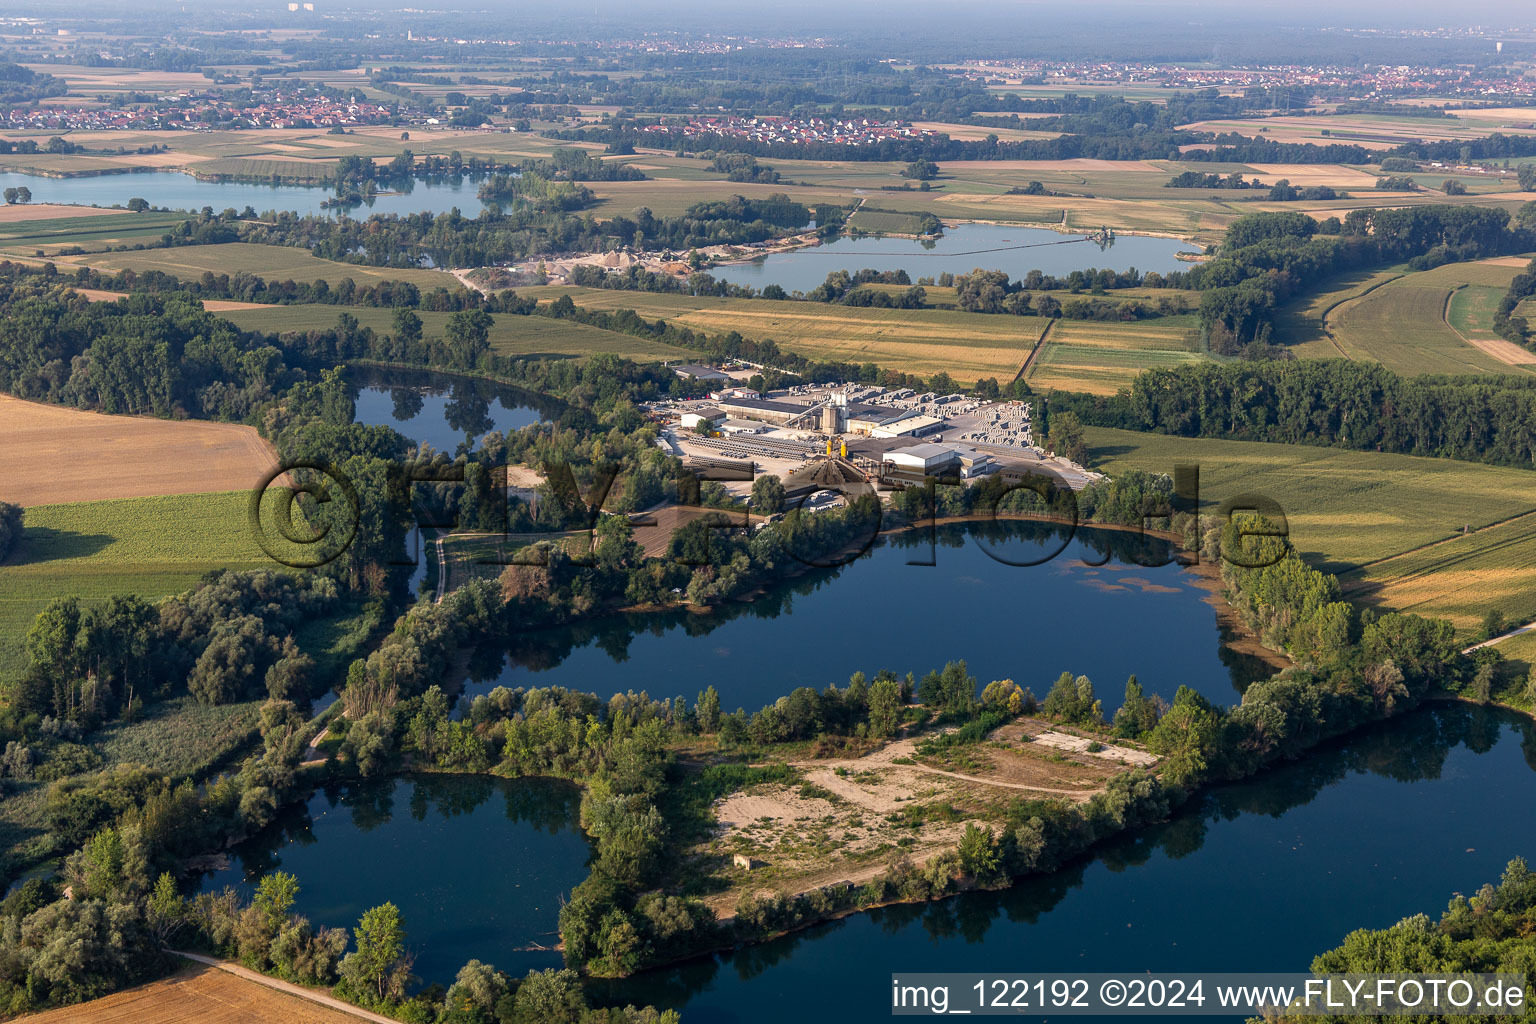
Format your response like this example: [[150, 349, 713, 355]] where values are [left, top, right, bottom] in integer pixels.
[[701, 717, 1151, 914], [0, 394, 279, 506]]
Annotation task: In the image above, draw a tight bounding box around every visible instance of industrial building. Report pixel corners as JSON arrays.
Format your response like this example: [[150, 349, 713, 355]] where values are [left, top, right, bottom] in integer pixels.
[[845, 408, 946, 439], [673, 364, 732, 383], [680, 408, 723, 431], [714, 396, 819, 426], [882, 442, 964, 481]]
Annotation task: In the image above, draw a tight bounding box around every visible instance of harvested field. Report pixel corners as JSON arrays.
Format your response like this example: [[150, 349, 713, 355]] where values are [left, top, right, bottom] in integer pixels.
[[0, 202, 126, 224], [1242, 164, 1384, 188], [25, 962, 367, 1024], [0, 394, 278, 507]]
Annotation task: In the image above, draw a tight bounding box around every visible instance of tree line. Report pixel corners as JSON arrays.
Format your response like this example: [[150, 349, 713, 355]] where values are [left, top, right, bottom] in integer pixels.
[[1056, 358, 1536, 468], [1493, 256, 1535, 346]]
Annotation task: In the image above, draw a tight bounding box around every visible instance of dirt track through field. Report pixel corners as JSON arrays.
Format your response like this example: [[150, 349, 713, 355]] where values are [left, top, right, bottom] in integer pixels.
[[0, 394, 279, 506]]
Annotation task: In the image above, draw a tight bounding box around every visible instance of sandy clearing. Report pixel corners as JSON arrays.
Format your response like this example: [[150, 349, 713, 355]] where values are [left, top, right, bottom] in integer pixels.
[[0, 394, 279, 507], [1031, 730, 1157, 766], [0, 202, 127, 224]]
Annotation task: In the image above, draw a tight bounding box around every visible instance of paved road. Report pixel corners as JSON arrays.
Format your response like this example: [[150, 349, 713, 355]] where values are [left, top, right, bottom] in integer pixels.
[[171, 951, 396, 1024]]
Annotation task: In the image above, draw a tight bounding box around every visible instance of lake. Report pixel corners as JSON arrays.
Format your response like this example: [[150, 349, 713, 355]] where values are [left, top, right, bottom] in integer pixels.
[[0, 169, 494, 219], [202, 774, 588, 985], [347, 365, 551, 453], [474, 521, 1266, 715], [204, 707, 1536, 1014], [707, 223, 1200, 293], [601, 704, 1536, 1021]]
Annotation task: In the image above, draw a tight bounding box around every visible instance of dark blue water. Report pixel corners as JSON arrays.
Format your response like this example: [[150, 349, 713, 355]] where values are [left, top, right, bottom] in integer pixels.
[[0, 170, 493, 219], [601, 704, 1536, 1022], [203, 775, 588, 985], [347, 366, 548, 453], [483, 522, 1260, 714], [708, 224, 1199, 293]]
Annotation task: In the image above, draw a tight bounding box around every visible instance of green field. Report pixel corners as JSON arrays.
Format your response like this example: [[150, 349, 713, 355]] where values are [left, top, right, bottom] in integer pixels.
[[0, 211, 191, 255], [1321, 259, 1531, 375], [1027, 315, 1203, 394], [62, 242, 461, 289], [844, 208, 932, 235], [0, 491, 289, 679], [1446, 283, 1511, 339], [517, 285, 1050, 382], [219, 303, 695, 361], [1084, 428, 1536, 618]]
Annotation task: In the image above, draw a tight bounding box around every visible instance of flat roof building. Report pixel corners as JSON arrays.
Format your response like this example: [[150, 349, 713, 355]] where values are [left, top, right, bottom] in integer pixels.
[[673, 364, 731, 382], [883, 442, 963, 476]]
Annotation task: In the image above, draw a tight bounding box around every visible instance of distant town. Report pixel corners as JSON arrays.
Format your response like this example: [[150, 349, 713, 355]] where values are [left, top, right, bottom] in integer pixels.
[[639, 115, 939, 146], [6, 89, 396, 132], [949, 59, 1536, 99]]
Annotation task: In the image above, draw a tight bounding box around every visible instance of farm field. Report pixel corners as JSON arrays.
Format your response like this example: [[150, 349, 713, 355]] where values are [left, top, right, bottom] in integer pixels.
[[0, 394, 279, 507], [55, 242, 460, 289], [517, 285, 1050, 382], [0, 206, 189, 255], [1025, 315, 1203, 394], [220, 303, 695, 361], [1323, 258, 1533, 375], [1179, 112, 1536, 149], [844, 207, 933, 234], [1340, 512, 1536, 634], [0, 491, 283, 679], [0, 125, 587, 180], [23, 963, 366, 1024], [1083, 427, 1536, 596]]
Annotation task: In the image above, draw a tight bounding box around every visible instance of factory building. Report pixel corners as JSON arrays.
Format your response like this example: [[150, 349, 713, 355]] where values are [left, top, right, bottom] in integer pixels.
[[947, 445, 999, 478], [718, 418, 772, 435], [845, 408, 946, 439], [882, 442, 964, 481], [714, 396, 815, 426], [673, 364, 732, 383]]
